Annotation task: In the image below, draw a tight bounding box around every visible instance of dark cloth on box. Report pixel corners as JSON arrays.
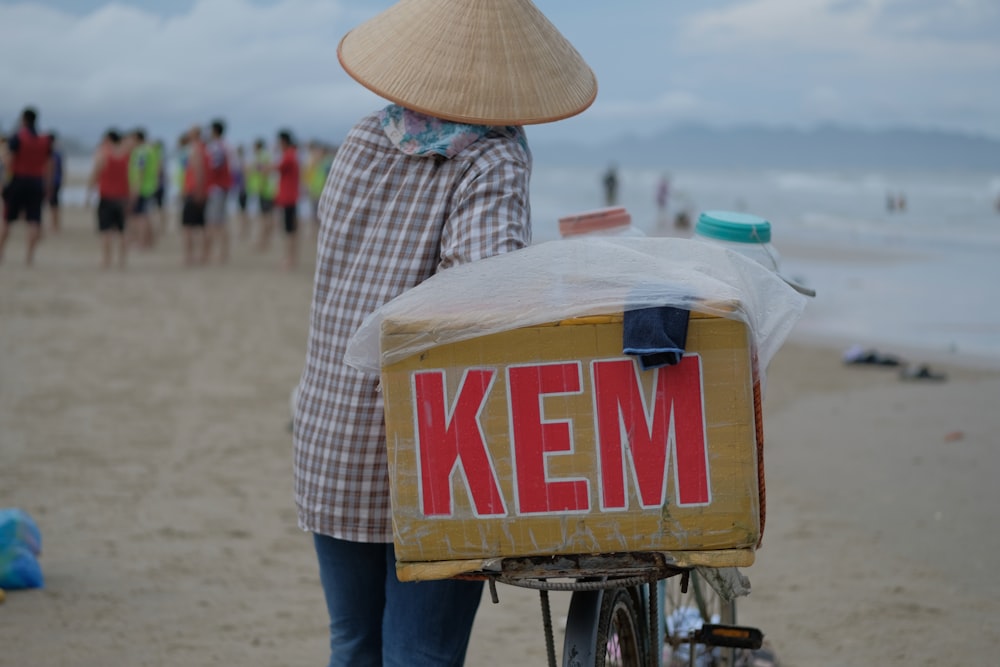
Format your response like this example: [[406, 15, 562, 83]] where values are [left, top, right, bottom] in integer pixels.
[[623, 305, 690, 370]]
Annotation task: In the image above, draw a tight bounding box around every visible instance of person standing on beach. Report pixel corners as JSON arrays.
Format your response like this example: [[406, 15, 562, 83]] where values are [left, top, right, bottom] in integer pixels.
[[87, 129, 132, 269], [0, 133, 7, 223], [252, 138, 277, 251], [242, 142, 262, 240], [231, 144, 250, 239], [291, 1, 596, 664], [174, 132, 190, 210], [303, 141, 332, 235], [203, 119, 232, 263], [272, 130, 300, 270], [0, 107, 52, 266], [128, 128, 158, 248], [180, 125, 208, 265], [150, 139, 168, 234], [46, 132, 64, 233]]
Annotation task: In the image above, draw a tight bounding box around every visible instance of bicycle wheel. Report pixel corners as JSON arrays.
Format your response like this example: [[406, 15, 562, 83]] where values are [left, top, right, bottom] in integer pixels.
[[563, 586, 648, 667], [597, 586, 647, 667], [661, 572, 737, 667]]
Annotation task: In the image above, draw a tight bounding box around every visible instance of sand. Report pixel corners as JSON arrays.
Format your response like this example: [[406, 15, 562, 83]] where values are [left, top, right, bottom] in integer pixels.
[[1, 205, 999, 666]]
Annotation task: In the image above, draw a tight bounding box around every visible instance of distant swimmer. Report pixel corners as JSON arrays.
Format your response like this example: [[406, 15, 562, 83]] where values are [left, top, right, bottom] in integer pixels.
[[656, 173, 670, 229], [603, 163, 618, 206], [674, 209, 691, 231], [887, 191, 906, 213]]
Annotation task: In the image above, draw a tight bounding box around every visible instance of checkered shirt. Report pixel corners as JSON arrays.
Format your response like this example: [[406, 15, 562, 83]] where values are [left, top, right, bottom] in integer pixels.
[[293, 111, 532, 542]]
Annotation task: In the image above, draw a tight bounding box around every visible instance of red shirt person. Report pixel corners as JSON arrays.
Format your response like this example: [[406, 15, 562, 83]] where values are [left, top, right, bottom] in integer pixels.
[[87, 128, 133, 268], [275, 132, 300, 211], [183, 133, 209, 203], [95, 133, 131, 202], [180, 126, 210, 265], [273, 130, 301, 269], [0, 107, 52, 264]]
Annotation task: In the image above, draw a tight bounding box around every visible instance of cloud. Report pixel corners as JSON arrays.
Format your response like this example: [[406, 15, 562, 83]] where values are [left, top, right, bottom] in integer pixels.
[[2, 0, 998, 145], [664, 0, 1000, 131], [681, 0, 872, 51], [803, 85, 849, 120], [877, 0, 1000, 40], [678, 0, 1000, 72], [527, 0, 998, 137], [0, 0, 380, 144], [589, 91, 708, 121]]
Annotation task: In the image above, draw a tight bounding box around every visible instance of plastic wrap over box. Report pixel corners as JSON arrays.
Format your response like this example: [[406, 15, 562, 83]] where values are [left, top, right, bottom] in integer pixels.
[[357, 238, 807, 580]]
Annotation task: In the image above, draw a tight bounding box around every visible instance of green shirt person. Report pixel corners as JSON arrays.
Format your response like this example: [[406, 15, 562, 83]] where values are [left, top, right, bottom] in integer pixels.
[[128, 130, 160, 199], [249, 140, 277, 204]]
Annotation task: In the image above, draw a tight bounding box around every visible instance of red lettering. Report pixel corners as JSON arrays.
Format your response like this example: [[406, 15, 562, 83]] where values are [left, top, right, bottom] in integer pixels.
[[413, 369, 506, 517], [593, 356, 710, 509], [508, 363, 590, 514]]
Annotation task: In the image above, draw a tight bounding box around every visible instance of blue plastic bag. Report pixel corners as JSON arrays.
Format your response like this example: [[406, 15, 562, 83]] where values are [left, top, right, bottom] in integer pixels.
[[0, 508, 44, 589], [0, 545, 44, 589]]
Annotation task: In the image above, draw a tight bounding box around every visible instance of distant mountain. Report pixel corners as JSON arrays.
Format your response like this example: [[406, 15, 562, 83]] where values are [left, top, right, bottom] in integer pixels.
[[0, 127, 93, 157], [48, 124, 1000, 169], [55, 136, 95, 156], [533, 124, 1000, 170]]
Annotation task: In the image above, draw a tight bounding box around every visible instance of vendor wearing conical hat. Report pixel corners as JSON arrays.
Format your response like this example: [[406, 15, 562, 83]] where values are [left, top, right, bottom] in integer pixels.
[[292, 1, 595, 664]]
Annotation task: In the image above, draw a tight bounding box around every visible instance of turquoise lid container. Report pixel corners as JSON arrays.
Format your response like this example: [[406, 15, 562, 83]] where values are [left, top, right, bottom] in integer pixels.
[[695, 210, 771, 244]]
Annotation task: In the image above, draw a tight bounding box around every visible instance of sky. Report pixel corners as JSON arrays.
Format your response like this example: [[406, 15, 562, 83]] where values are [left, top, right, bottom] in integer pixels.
[[1, 0, 999, 149]]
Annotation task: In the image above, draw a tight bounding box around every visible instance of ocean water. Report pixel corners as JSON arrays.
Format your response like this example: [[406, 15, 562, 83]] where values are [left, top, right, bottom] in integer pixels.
[[62, 157, 1000, 364], [530, 165, 1000, 366]]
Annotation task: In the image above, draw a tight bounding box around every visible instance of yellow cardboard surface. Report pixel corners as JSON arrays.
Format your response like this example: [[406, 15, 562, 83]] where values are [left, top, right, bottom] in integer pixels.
[[382, 314, 760, 572]]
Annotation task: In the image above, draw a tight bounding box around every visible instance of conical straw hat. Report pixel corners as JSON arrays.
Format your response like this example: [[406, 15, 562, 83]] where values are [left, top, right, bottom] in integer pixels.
[[338, 0, 597, 126]]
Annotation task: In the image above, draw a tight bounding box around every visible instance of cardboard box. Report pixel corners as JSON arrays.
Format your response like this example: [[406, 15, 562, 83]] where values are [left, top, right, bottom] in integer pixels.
[[381, 312, 760, 580]]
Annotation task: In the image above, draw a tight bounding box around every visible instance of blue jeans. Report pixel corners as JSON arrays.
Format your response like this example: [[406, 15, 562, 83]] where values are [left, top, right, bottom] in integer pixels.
[[313, 534, 484, 667]]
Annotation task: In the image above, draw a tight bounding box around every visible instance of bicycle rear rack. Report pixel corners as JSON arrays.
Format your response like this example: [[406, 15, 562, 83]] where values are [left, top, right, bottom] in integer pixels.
[[478, 552, 761, 667]]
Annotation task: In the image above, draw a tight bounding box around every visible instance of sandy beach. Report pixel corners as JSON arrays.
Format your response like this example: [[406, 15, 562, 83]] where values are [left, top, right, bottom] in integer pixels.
[[2, 204, 999, 666]]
